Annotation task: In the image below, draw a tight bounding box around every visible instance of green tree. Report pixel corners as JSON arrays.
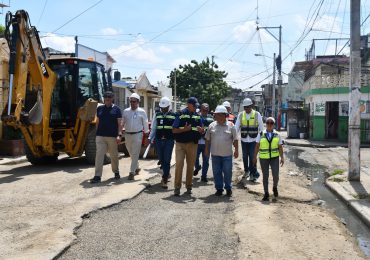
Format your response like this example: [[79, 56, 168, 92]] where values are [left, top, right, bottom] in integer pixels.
[[0, 25, 5, 37], [168, 57, 230, 110]]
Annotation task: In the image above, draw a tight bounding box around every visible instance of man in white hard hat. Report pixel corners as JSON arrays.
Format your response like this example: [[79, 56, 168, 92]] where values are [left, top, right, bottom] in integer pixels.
[[205, 105, 238, 197], [149, 96, 176, 189], [235, 98, 263, 182], [122, 93, 149, 180], [222, 101, 236, 124]]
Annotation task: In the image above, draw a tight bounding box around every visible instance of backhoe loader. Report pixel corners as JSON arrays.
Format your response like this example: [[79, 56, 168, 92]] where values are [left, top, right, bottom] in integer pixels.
[[1, 10, 110, 165]]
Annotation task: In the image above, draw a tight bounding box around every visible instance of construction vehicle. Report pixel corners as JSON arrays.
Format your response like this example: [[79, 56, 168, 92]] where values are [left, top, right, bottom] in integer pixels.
[[1, 10, 110, 165]]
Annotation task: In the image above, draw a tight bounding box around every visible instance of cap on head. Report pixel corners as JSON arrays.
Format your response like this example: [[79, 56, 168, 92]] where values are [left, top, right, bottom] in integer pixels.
[[159, 96, 171, 108], [214, 105, 228, 114], [242, 98, 253, 107], [222, 101, 231, 108], [130, 93, 140, 100], [103, 91, 114, 98], [187, 97, 198, 106]]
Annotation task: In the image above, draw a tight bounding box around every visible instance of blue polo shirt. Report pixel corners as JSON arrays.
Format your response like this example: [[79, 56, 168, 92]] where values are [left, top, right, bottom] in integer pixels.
[[96, 104, 122, 137]]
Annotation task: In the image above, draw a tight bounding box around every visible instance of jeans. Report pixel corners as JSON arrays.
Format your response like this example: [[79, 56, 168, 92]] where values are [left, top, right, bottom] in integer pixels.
[[211, 155, 233, 191], [195, 144, 210, 178], [241, 141, 260, 179], [155, 138, 174, 180]]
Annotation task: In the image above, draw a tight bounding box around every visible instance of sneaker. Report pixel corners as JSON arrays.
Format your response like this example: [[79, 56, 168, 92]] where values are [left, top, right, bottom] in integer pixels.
[[90, 176, 101, 183], [193, 165, 202, 176], [249, 177, 256, 182], [215, 190, 223, 196], [135, 168, 141, 175], [242, 171, 250, 179], [114, 173, 121, 180], [161, 179, 168, 189], [174, 188, 180, 196], [186, 188, 192, 195], [157, 160, 162, 166], [128, 173, 135, 180], [262, 193, 269, 201], [273, 187, 278, 198], [226, 189, 232, 197], [201, 176, 208, 182]]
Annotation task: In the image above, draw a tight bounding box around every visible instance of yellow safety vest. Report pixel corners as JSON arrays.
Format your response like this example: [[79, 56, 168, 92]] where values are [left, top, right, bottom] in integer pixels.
[[259, 131, 280, 159], [240, 110, 258, 138]]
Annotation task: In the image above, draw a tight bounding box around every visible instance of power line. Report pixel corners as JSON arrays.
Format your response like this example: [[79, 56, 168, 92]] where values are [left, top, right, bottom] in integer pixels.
[[52, 0, 104, 33], [37, 0, 48, 26]]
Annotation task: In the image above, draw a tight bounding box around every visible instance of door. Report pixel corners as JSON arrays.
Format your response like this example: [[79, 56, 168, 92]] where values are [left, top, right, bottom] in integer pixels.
[[326, 102, 339, 139]]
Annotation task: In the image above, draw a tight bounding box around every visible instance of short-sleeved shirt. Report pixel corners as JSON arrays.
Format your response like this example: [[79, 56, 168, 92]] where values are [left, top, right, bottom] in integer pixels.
[[96, 104, 122, 137], [122, 107, 149, 133], [255, 130, 283, 145], [205, 121, 238, 157]]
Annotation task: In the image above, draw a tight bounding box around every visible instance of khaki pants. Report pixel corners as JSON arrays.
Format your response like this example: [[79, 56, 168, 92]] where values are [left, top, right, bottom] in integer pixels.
[[95, 136, 119, 177], [174, 142, 198, 189], [125, 132, 143, 173]]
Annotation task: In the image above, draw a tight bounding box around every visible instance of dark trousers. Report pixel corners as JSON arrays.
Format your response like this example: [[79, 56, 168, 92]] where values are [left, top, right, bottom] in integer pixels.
[[260, 157, 279, 194], [155, 139, 174, 180], [195, 143, 210, 178], [241, 141, 259, 179]]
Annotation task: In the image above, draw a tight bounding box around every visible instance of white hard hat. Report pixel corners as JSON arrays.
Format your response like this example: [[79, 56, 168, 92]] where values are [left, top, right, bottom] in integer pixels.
[[222, 101, 231, 108], [130, 93, 140, 100], [242, 98, 253, 107], [159, 96, 170, 108], [214, 105, 228, 114]]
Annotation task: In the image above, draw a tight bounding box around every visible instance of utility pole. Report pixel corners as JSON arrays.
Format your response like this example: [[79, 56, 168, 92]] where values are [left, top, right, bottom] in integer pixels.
[[272, 53, 276, 117], [174, 69, 177, 111], [348, 0, 361, 181]]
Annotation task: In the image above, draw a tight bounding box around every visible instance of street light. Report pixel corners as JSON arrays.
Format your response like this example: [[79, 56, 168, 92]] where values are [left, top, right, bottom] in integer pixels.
[[254, 53, 276, 119]]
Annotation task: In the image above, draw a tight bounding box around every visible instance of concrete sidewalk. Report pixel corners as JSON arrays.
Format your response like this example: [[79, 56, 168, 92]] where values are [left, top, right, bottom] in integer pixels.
[[281, 130, 370, 229]]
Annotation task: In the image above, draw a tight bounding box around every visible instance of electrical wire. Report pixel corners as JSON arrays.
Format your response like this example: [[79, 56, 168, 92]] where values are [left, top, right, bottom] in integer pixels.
[[37, 0, 48, 26]]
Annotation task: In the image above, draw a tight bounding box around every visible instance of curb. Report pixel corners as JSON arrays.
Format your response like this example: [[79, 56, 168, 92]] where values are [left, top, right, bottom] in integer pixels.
[[284, 140, 370, 149], [325, 179, 370, 228]]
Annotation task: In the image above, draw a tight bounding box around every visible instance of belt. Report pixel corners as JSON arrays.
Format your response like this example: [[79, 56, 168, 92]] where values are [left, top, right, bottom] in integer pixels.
[[125, 130, 143, 135]]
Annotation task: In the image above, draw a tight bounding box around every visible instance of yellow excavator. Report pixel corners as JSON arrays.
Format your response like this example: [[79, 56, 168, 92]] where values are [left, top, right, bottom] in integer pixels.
[[1, 10, 110, 164]]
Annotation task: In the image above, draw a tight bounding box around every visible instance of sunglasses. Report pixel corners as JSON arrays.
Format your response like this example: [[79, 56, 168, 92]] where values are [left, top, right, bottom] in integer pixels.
[[266, 121, 274, 125]]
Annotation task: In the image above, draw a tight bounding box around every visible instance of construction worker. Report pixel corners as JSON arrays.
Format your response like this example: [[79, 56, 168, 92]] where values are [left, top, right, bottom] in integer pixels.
[[90, 91, 122, 183], [205, 105, 238, 197], [253, 117, 284, 201], [149, 97, 176, 189], [235, 98, 264, 182], [222, 101, 236, 124], [172, 97, 204, 196], [194, 103, 214, 182], [122, 93, 149, 180]]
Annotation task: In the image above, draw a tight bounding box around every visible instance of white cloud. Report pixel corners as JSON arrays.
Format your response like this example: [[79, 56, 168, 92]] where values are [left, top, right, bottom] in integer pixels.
[[171, 58, 190, 68], [232, 21, 271, 43], [158, 45, 172, 54], [148, 69, 170, 84], [100, 27, 121, 36], [109, 40, 162, 64], [295, 14, 342, 34], [41, 33, 75, 52]]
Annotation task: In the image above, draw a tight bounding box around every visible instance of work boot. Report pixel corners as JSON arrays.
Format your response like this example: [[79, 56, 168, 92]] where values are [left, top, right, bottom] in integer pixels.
[[226, 189, 232, 197], [90, 176, 101, 183], [215, 190, 223, 196], [201, 176, 208, 182], [161, 178, 168, 189], [185, 188, 192, 195], [114, 172, 121, 180], [174, 188, 180, 196], [135, 168, 141, 175], [262, 193, 269, 201], [128, 173, 135, 180], [193, 165, 201, 176], [273, 187, 279, 198]]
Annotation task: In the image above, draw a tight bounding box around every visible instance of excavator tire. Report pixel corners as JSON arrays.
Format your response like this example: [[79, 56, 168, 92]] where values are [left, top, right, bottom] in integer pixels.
[[84, 127, 111, 165], [24, 140, 59, 165]]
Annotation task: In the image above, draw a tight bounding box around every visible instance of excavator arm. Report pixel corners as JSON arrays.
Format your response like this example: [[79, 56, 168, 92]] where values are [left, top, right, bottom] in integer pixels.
[[3, 10, 57, 155]]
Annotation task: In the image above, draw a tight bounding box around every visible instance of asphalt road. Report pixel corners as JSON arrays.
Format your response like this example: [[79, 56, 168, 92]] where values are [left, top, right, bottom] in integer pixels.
[[58, 167, 241, 260]]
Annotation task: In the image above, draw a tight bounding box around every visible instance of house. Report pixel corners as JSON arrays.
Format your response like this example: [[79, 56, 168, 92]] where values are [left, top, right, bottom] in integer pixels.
[[296, 55, 370, 142]]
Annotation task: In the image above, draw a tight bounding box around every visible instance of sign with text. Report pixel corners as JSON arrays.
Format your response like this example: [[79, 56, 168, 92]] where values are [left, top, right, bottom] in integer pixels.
[[314, 102, 325, 116]]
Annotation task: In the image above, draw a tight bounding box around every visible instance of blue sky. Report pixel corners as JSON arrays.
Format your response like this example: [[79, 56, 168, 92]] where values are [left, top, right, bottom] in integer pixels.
[[3, 0, 369, 90]]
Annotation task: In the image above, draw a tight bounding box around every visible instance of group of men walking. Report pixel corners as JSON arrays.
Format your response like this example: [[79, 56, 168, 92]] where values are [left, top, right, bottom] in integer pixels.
[[90, 91, 284, 201]]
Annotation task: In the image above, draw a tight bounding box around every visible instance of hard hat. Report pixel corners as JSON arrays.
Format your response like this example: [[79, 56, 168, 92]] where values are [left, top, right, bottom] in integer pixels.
[[130, 93, 140, 100], [159, 96, 170, 108], [222, 101, 231, 108], [242, 98, 253, 107], [214, 105, 228, 114]]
